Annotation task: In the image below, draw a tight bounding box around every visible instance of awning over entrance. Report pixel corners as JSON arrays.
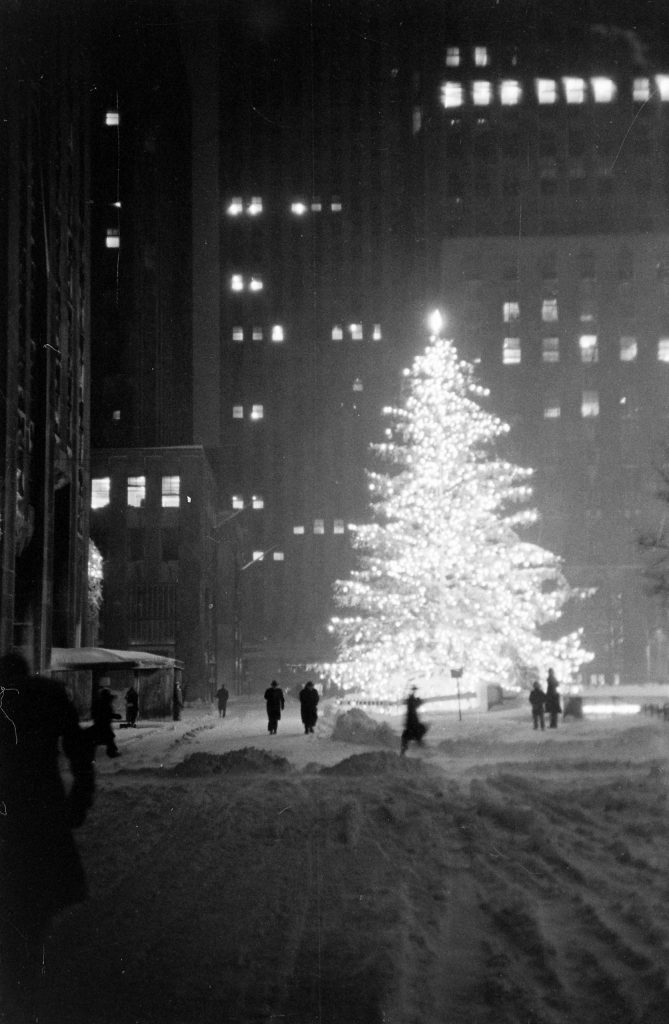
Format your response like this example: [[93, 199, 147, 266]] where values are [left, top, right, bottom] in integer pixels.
[[50, 647, 180, 672]]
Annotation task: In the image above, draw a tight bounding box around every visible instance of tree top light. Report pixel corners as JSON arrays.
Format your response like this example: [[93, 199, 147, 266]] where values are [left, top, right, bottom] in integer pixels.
[[428, 310, 444, 335]]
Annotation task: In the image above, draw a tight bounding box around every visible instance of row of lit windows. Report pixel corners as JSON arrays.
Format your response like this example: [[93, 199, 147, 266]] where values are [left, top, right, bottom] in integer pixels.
[[502, 336, 669, 365], [230, 274, 264, 292], [440, 75, 669, 109], [226, 197, 343, 217], [294, 520, 347, 535], [445, 46, 490, 68], [232, 405, 264, 420], [91, 476, 181, 510], [228, 322, 383, 343], [232, 325, 285, 343]]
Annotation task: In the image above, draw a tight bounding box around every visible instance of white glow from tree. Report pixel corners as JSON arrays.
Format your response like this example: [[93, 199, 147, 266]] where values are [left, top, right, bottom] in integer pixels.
[[315, 331, 592, 699]]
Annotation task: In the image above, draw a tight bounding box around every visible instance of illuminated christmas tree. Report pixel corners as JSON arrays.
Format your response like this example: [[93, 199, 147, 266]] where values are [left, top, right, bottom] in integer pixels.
[[318, 317, 592, 700]]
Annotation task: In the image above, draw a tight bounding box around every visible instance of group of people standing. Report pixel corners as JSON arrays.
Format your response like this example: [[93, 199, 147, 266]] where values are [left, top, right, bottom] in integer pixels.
[[529, 669, 562, 731]]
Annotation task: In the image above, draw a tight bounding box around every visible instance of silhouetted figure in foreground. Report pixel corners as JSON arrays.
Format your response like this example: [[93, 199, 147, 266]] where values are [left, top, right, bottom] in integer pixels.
[[91, 687, 121, 757], [298, 681, 319, 734], [264, 680, 285, 734], [545, 669, 562, 729], [0, 651, 95, 1019], [216, 684, 229, 718], [400, 687, 427, 755], [529, 681, 546, 731], [125, 685, 139, 726]]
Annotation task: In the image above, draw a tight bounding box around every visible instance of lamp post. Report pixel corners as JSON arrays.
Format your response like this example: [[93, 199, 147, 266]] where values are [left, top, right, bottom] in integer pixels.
[[451, 666, 464, 721]]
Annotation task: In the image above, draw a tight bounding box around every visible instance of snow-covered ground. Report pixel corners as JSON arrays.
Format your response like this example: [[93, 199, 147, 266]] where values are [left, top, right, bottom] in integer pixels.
[[34, 693, 669, 1024]]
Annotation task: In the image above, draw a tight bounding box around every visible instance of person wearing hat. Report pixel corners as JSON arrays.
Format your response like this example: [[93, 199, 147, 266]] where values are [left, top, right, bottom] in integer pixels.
[[298, 680, 319, 734], [400, 686, 427, 755], [263, 679, 285, 735]]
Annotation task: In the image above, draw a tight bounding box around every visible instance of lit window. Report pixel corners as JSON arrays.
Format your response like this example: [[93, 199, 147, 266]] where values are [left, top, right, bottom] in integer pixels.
[[252, 550, 264, 563], [232, 495, 244, 510], [372, 324, 382, 341], [313, 519, 325, 535], [227, 197, 243, 216], [563, 77, 586, 103], [105, 228, 120, 249], [544, 398, 561, 419], [542, 298, 558, 322], [658, 339, 669, 362], [412, 106, 422, 134], [331, 197, 342, 212], [441, 82, 464, 108], [291, 201, 308, 215], [503, 337, 521, 364], [591, 77, 616, 103], [445, 47, 460, 68], [503, 301, 520, 323], [249, 277, 263, 292], [231, 274, 244, 292], [293, 525, 305, 535], [250, 404, 264, 420], [542, 337, 560, 363], [656, 75, 669, 101], [619, 336, 637, 362], [633, 77, 650, 102], [112, 410, 121, 421], [105, 110, 120, 126], [252, 495, 264, 509], [536, 79, 557, 104], [311, 198, 322, 212], [232, 405, 243, 419], [127, 476, 146, 508], [161, 476, 180, 508], [582, 390, 599, 417], [334, 519, 345, 534], [232, 326, 244, 342], [91, 477, 110, 509], [273, 551, 284, 561], [252, 326, 263, 341], [352, 377, 363, 392], [350, 323, 363, 340], [247, 196, 263, 215], [579, 335, 599, 363], [332, 326, 343, 341], [271, 325, 284, 342], [500, 80, 522, 105], [474, 46, 489, 67], [472, 81, 492, 105]]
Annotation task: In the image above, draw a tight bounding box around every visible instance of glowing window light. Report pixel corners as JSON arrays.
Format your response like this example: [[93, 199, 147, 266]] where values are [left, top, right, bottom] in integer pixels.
[[412, 106, 422, 134], [591, 77, 616, 103], [232, 326, 244, 342], [252, 326, 263, 341], [273, 551, 285, 561], [105, 110, 120, 126], [655, 75, 669, 100], [581, 390, 599, 417], [231, 274, 244, 291], [500, 80, 522, 105], [503, 337, 521, 364], [331, 197, 342, 211], [271, 325, 284, 342], [252, 550, 264, 562], [445, 47, 460, 68], [161, 475, 180, 508], [372, 324, 382, 341], [542, 298, 558, 322], [503, 301, 520, 323], [352, 377, 363, 392], [127, 476, 145, 508], [474, 46, 489, 67], [250, 404, 264, 420], [633, 77, 650, 102], [247, 196, 263, 215], [579, 335, 598, 363], [231, 495, 244, 509], [563, 77, 586, 103], [91, 477, 110, 509], [291, 201, 308, 215], [620, 336, 637, 362], [332, 326, 343, 340], [227, 197, 243, 215], [314, 519, 325, 535], [105, 228, 120, 248], [536, 79, 557, 104], [542, 337, 560, 363], [544, 400, 561, 419], [441, 82, 464, 108], [232, 405, 243, 419], [311, 198, 322, 212], [472, 81, 492, 105], [350, 323, 363, 340], [293, 525, 305, 535], [658, 339, 669, 362], [334, 519, 345, 534], [252, 495, 264, 509], [249, 277, 263, 292]]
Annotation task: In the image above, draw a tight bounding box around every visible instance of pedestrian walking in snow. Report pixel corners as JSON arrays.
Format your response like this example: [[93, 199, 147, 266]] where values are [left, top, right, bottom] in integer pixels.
[[172, 680, 184, 721], [0, 651, 95, 1018], [216, 684, 229, 718], [529, 680, 546, 731], [264, 680, 285, 734], [400, 686, 427, 755], [91, 687, 122, 757], [125, 685, 139, 726], [298, 680, 319, 734], [545, 669, 562, 729]]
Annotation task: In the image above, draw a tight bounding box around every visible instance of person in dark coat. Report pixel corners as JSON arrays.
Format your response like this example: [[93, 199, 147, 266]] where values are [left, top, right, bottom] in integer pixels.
[[264, 680, 285, 734], [125, 685, 139, 726], [216, 684, 229, 718], [92, 687, 122, 757], [172, 680, 184, 721], [0, 651, 95, 1016], [298, 680, 319, 734], [545, 669, 562, 729], [529, 680, 546, 731], [400, 687, 427, 755]]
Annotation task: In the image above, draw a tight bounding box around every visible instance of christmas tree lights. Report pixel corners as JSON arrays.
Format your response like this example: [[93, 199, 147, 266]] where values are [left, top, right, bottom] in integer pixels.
[[316, 326, 592, 700]]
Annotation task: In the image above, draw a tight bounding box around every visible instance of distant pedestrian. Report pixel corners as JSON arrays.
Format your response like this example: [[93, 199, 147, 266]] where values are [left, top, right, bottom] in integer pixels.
[[264, 680, 285, 735], [529, 681, 546, 731], [91, 687, 122, 757], [216, 684, 229, 718], [545, 669, 562, 729], [0, 651, 95, 1017], [400, 686, 427, 755], [172, 680, 184, 721], [125, 685, 139, 726], [298, 680, 319, 734]]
